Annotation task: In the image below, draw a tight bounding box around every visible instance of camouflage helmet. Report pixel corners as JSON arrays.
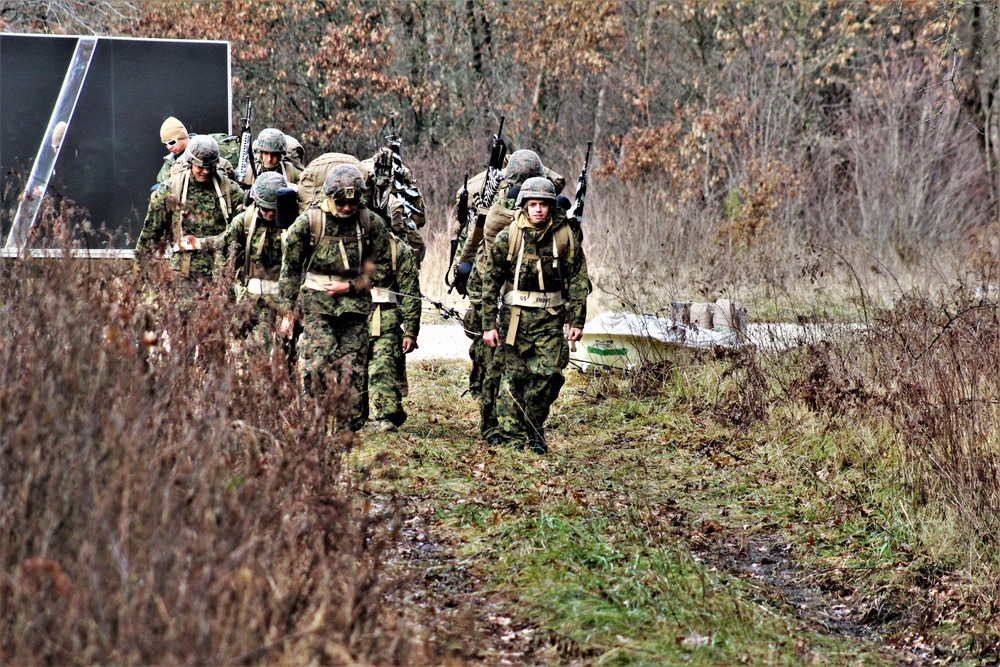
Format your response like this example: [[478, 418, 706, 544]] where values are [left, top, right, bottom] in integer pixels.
[[515, 177, 557, 207], [250, 171, 288, 210], [256, 128, 286, 154], [504, 149, 544, 185], [323, 164, 365, 201], [187, 135, 220, 168]]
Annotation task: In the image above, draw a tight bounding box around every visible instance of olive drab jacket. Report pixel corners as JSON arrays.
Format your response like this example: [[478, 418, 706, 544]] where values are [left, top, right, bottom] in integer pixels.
[[481, 208, 589, 338], [136, 168, 244, 277], [278, 206, 393, 319]]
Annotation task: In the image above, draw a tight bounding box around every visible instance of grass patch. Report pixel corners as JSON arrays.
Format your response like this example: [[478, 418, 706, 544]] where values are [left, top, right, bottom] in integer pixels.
[[359, 358, 898, 664]]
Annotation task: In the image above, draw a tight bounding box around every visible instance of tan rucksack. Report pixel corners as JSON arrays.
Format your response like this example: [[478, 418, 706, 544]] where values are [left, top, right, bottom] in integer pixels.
[[296, 153, 373, 213]]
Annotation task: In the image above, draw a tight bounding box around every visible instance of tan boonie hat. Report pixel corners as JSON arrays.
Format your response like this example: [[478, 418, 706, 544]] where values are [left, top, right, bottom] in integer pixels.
[[159, 116, 187, 142]]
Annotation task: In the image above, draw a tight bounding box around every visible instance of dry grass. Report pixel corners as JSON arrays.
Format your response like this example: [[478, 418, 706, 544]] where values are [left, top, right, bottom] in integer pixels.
[[0, 253, 424, 664]]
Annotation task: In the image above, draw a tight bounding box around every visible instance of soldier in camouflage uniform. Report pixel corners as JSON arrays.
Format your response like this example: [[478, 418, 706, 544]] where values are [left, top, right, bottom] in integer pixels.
[[182, 172, 289, 346], [461, 150, 555, 444], [278, 164, 393, 431], [365, 233, 421, 432], [136, 135, 244, 281], [247, 128, 302, 186], [482, 177, 589, 454]]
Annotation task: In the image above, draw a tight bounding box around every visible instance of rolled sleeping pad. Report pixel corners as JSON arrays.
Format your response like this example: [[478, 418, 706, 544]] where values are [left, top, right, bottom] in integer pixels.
[[275, 187, 299, 229]]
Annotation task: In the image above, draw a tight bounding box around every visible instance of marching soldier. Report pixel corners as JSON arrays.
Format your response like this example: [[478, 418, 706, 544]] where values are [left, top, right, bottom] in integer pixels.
[[247, 128, 302, 186], [365, 232, 421, 432], [136, 135, 244, 283], [481, 177, 589, 454], [178, 172, 289, 346], [462, 150, 555, 444], [278, 164, 393, 431]]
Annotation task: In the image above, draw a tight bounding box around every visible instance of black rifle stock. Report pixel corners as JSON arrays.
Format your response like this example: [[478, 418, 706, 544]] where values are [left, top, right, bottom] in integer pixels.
[[446, 113, 506, 290]]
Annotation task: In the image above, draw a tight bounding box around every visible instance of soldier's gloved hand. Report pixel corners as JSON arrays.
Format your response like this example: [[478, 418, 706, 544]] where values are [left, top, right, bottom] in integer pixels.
[[402, 336, 417, 354]]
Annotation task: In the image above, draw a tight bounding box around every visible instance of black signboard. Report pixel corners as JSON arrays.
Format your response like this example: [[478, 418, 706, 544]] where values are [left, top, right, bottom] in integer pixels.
[[0, 34, 231, 249]]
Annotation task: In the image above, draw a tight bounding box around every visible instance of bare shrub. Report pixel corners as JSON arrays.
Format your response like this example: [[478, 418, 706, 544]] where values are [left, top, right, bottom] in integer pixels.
[[868, 286, 1000, 540], [0, 253, 416, 663], [839, 49, 990, 265]]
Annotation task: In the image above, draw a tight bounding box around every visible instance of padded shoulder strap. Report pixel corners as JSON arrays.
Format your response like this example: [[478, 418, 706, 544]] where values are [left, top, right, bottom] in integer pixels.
[[554, 224, 574, 264], [505, 222, 524, 263], [308, 207, 325, 246], [243, 206, 259, 278], [359, 207, 372, 236], [169, 171, 190, 243]]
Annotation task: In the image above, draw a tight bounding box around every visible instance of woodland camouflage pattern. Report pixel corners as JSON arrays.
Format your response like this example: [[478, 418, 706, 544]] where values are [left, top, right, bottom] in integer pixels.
[[462, 193, 517, 441], [366, 234, 421, 426], [482, 208, 589, 449], [136, 172, 244, 277], [279, 205, 392, 428]]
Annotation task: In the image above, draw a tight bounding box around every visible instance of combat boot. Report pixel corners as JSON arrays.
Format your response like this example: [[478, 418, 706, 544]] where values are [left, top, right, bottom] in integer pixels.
[[528, 430, 547, 455]]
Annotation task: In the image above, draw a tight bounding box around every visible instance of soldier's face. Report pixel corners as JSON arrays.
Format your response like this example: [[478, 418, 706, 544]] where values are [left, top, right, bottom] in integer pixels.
[[335, 199, 358, 217], [259, 208, 276, 222], [526, 200, 550, 223], [165, 136, 188, 156], [191, 163, 212, 183], [260, 151, 281, 169]]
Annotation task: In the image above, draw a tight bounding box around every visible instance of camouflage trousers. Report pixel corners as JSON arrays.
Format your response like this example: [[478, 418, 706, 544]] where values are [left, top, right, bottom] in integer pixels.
[[494, 309, 569, 448], [241, 295, 281, 351], [365, 305, 408, 426], [465, 301, 501, 440], [298, 312, 370, 430]]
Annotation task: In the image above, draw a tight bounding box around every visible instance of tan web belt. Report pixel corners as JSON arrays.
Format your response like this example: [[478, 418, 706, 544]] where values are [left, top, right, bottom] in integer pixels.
[[370, 287, 398, 304], [502, 290, 564, 345], [503, 290, 564, 308], [246, 278, 279, 296], [303, 272, 349, 291]]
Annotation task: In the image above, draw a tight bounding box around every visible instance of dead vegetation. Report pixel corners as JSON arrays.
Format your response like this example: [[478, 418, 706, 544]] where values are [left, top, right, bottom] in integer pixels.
[[0, 254, 427, 664]]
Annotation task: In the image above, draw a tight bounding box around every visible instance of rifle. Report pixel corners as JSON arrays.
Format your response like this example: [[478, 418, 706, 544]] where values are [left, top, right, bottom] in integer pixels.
[[235, 96, 256, 185], [567, 140, 592, 224], [446, 113, 507, 291], [376, 111, 424, 219], [476, 114, 507, 211], [446, 171, 472, 290]]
